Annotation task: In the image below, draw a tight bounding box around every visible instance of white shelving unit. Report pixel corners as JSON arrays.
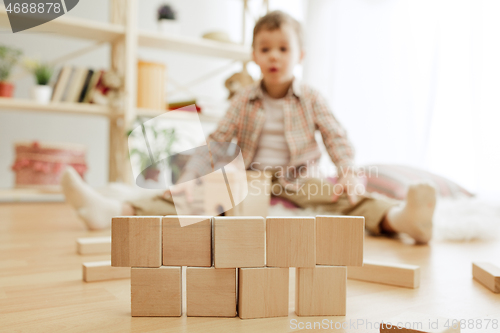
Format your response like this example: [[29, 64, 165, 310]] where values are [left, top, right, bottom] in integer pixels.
[[0, 97, 112, 117], [0, 1, 249, 186], [139, 29, 251, 61], [136, 108, 221, 123], [0, 7, 125, 42]]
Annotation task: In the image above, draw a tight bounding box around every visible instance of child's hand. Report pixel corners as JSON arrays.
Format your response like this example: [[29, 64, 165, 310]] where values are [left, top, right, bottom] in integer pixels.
[[163, 181, 195, 203], [332, 174, 365, 206]]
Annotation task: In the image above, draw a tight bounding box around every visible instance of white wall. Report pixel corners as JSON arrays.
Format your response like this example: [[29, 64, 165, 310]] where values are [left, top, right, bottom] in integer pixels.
[[302, 0, 500, 197]]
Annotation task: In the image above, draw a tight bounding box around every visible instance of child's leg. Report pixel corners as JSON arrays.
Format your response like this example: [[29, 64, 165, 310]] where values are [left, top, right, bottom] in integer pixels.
[[274, 177, 436, 244], [384, 183, 436, 243], [61, 167, 176, 230], [128, 195, 177, 216], [61, 167, 123, 230]]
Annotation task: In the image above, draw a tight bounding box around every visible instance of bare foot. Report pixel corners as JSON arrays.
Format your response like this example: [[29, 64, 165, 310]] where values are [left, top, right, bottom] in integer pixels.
[[385, 183, 437, 244]]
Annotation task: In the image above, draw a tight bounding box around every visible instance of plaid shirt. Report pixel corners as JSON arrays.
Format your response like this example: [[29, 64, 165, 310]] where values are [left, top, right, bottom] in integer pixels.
[[186, 79, 355, 190]]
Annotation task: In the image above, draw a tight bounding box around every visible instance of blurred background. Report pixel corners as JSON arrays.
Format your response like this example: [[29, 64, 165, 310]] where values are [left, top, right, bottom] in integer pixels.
[[0, 0, 499, 198]]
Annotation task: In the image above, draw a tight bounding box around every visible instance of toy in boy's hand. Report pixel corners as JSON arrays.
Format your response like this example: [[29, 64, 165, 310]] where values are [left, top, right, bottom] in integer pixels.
[[332, 173, 365, 205]]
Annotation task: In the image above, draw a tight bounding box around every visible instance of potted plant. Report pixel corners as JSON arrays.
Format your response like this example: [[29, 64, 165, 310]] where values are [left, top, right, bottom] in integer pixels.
[[24, 59, 54, 104], [0, 45, 22, 98], [127, 120, 178, 185], [157, 3, 180, 34]]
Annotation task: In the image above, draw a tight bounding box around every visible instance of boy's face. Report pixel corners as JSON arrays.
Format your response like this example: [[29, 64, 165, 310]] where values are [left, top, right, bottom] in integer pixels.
[[252, 24, 304, 86]]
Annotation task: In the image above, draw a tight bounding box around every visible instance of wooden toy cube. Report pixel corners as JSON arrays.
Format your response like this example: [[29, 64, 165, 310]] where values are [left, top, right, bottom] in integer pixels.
[[473, 262, 500, 293], [347, 260, 420, 288], [295, 266, 346, 316], [238, 267, 289, 319], [111, 216, 162, 267], [214, 216, 265, 268], [266, 217, 315, 267], [131, 267, 181, 317], [316, 215, 364, 266], [227, 170, 272, 217], [77, 236, 111, 255], [83, 261, 130, 282], [202, 170, 233, 216], [186, 267, 236, 317], [162, 216, 212, 267]]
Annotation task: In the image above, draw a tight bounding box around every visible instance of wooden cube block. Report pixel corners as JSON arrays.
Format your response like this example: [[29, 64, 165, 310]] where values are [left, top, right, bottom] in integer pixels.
[[111, 216, 162, 267], [186, 267, 236, 317], [473, 262, 500, 293], [347, 260, 420, 288], [316, 215, 364, 266], [82, 261, 130, 282], [295, 266, 346, 316], [77, 236, 111, 255], [162, 216, 212, 267], [227, 170, 272, 217], [214, 216, 265, 268], [202, 170, 233, 216], [266, 217, 315, 267], [380, 311, 460, 332], [131, 267, 181, 317], [238, 267, 289, 319]]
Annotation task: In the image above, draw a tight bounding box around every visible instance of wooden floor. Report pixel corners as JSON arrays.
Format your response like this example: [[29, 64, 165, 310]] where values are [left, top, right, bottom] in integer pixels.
[[0, 203, 499, 333]]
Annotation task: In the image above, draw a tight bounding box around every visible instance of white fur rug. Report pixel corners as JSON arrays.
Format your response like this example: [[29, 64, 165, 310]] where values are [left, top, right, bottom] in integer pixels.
[[98, 184, 500, 242], [267, 198, 500, 242]]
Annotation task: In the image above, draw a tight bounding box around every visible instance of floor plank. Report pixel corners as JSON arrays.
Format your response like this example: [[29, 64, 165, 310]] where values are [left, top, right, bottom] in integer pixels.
[[0, 203, 499, 332]]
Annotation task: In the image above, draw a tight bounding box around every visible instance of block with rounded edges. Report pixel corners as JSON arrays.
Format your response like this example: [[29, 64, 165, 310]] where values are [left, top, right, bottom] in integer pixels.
[[111, 216, 162, 267], [214, 216, 265, 268], [162, 216, 212, 267], [266, 216, 315, 267], [131, 267, 181, 317], [238, 267, 289, 319], [347, 260, 420, 288], [473, 262, 500, 293], [316, 215, 364, 266], [83, 260, 130, 282], [295, 266, 346, 316], [77, 236, 111, 255], [186, 267, 236, 317]]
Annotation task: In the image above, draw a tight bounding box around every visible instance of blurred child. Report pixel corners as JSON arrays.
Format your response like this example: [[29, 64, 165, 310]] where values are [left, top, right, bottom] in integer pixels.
[[62, 11, 436, 244]]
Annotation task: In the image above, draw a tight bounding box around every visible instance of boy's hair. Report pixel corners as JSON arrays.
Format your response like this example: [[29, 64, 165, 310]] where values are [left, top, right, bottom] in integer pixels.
[[252, 10, 303, 50]]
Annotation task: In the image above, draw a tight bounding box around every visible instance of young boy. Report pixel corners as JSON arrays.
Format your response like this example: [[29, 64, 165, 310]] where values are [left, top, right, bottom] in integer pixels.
[[62, 11, 436, 244]]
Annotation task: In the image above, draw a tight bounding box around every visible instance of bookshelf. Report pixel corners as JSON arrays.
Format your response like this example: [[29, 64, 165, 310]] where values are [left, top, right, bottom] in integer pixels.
[[0, 8, 125, 42], [139, 30, 251, 61], [0, 0, 250, 184], [136, 108, 221, 123], [0, 97, 112, 117]]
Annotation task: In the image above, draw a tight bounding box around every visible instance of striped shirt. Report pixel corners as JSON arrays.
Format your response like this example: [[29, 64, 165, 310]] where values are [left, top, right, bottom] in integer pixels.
[[251, 91, 290, 169]]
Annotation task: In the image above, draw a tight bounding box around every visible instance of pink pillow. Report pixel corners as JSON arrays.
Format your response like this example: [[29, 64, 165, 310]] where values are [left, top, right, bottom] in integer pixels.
[[270, 164, 473, 207], [360, 164, 474, 200]]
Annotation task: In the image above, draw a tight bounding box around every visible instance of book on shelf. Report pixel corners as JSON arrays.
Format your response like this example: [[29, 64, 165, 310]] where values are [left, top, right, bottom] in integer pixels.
[[51, 66, 72, 103], [78, 69, 94, 103], [82, 70, 102, 103], [50, 67, 106, 105], [65, 68, 88, 103], [59, 68, 76, 102]]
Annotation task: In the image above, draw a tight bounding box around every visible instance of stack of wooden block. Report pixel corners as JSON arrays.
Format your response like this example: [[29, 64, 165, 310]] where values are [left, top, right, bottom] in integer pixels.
[[111, 215, 364, 318]]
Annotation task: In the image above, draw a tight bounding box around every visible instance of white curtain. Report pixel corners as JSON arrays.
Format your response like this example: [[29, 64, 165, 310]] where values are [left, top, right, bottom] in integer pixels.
[[303, 0, 500, 197]]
